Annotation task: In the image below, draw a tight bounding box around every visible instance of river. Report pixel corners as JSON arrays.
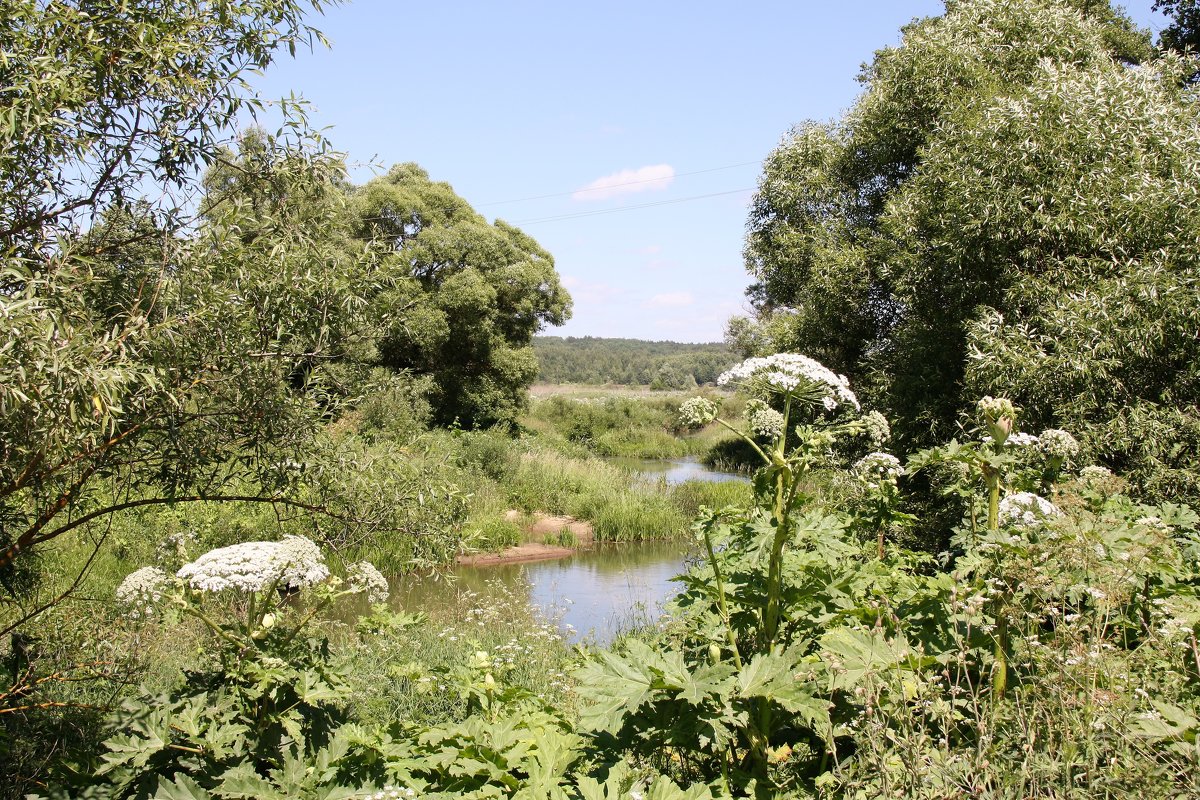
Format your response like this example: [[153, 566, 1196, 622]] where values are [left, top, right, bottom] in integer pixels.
[[389, 458, 746, 644]]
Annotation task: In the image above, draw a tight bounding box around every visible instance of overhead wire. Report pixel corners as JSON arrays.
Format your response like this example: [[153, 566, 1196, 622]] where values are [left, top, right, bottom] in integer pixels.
[[511, 187, 753, 225], [478, 159, 762, 207]]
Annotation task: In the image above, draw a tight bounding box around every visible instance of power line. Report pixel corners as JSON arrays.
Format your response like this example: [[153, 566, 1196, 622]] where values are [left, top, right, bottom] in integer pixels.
[[479, 160, 762, 207], [512, 188, 753, 225]]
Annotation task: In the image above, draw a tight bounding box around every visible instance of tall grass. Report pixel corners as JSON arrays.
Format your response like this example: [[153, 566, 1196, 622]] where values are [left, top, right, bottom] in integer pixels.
[[523, 392, 741, 460]]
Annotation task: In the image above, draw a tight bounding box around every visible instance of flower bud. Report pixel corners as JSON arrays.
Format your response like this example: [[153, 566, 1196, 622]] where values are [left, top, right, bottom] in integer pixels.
[[708, 643, 722, 663]]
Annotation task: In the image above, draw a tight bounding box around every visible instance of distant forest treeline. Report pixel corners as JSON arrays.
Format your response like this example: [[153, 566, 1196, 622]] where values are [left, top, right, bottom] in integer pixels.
[[534, 336, 736, 387]]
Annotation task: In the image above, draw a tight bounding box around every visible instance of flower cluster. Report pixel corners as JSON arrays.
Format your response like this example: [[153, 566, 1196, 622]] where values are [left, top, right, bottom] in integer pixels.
[[347, 560, 390, 604], [115, 566, 171, 619], [998, 492, 1061, 527], [860, 410, 890, 448], [717, 353, 859, 411], [749, 407, 785, 441], [1081, 464, 1113, 481], [1038, 428, 1079, 460], [977, 396, 1016, 420], [176, 535, 329, 594], [677, 396, 718, 428], [359, 787, 417, 800], [854, 452, 904, 489], [977, 395, 1017, 444]]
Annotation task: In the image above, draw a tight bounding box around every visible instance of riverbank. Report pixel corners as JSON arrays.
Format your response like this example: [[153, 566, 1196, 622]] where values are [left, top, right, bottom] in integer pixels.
[[457, 510, 594, 565]]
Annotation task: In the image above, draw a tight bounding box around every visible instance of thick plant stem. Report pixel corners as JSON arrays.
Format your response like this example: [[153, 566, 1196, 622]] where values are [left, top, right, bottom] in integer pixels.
[[754, 396, 796, 783], [702, 522, 742, 670], [761, 393, 793, 649], [985, 467, 1000, 533], [984, 462, 1008, 697]]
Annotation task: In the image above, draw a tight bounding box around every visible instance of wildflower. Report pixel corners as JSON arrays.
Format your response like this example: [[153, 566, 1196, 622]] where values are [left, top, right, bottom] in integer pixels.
[[177, 535, 329, 594], [1005, 431, 1039, 447], [274, 535, 329, 589], [1081, 464, 1113, 481], [854, 451, 904, 489], [1038, 428, 1079, 460], [998, 492, 1061, 527], [749, 407, 785, 440], [977, 396, 1017, 445], [116, 567, 171, 616], [1136, 515, 1170, 531], [347, 561, 390, 604], [860, 410, 890, 447], [677, 396, 718, 428], [717, 353, 859, 410]]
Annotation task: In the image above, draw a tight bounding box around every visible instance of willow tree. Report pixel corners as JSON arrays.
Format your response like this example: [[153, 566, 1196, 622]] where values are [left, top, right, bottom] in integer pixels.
[[0, 0, 353, 584], [739, 0, 1200, 501], [354, 164, 572, 428]]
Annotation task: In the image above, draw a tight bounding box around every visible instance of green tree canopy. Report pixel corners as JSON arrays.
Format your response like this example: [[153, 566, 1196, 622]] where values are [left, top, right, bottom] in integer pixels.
[[1155, 0, 1200, 57], [353, 164, 571, 427], [738, 0, 1200, 501], [0, 0, 356, 577]]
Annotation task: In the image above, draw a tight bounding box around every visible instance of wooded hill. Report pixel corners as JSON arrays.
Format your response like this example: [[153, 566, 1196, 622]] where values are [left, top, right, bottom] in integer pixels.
[[533, 336, 736, 387]]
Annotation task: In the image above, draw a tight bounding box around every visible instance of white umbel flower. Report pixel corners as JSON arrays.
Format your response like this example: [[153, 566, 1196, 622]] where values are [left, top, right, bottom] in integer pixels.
[[749, 407, 786, 440], [116, 567, 171, 618], [347, 561, 390, 604], [854, 452, 904, 489], [998, 492, 1061, 527], [677, 396, 718, 428], [177, 535, 329, 594], [860, 410, 890, 448], [717, 353, 859, 410], [1038, 428, 1079, 459], [274, 535, 329, 590]]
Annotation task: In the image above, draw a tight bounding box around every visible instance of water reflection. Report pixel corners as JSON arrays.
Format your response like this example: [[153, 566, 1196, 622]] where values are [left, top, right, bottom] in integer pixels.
[[392, 541, 696, 645], [608, 456, 749, 486], [390, 458, 742, 644]]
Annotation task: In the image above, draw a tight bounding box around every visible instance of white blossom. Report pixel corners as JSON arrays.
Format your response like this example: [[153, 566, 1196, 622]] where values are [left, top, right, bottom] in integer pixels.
[[716, 353, 859, 410], [860, 410, 890, 447], [998, 492, 1061, 527], [347, 560, 390, 604], [977, 396, 1016, 421], [116, 567, 171, 617], [274, 535, 328, 589], [854, 451, 904, 489], [1081, 464, 1113, 481], [749, 407, 785, 440], [177, 535, 329, 594], [1038, 428, 1079, 459], [677, 396, 718, 428]]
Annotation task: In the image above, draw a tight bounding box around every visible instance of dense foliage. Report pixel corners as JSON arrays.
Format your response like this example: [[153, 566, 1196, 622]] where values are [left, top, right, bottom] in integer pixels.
[[0, 0, 351, 582], [735, 0, 1200, 504], [1155, 0, 1200, 63], [7, 1, 1200, 798], [355, 166, 571, 428], [534, 337, 736, 388]]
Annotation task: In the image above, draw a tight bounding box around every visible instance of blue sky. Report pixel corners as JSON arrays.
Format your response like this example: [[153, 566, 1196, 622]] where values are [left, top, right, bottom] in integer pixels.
[[251, 1, 1169, 343]]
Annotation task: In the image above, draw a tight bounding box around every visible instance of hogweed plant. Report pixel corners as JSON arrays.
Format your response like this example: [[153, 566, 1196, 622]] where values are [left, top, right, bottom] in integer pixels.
[[54, 537, 400, 799], [580, 354, 872, 793]]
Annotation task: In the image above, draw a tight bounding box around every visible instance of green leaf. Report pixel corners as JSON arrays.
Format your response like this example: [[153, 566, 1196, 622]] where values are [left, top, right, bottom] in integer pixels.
[[152, 773, 212, 800]]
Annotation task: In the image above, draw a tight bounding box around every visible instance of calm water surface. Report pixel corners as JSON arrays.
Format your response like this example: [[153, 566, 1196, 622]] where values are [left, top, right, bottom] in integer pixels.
[[392, 540, 696, 644], [390, 458, 741, 644], [608, 456, 749, 486]]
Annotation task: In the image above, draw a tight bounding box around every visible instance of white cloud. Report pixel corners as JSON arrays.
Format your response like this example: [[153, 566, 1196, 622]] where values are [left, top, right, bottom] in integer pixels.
[[562, 275, 624, 305], [643, 291, 694, 309], [572, 164, 675, 202]]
